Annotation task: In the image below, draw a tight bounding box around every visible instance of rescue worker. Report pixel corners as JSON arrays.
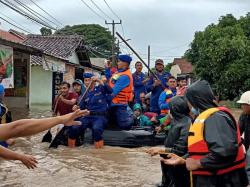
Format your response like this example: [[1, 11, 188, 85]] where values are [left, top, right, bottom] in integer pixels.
[[132, 61, 147, 103], [162, 80, 248, 187], [72, 74, 111, 148], [105, 54, 134, 130], [146, 59, 171, 114], [158, 76, 177, 117], [147, 96, 191, 187]]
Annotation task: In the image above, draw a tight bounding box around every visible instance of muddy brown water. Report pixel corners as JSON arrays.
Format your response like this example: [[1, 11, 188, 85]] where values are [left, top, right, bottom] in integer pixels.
[[0, 106, 243, 187]]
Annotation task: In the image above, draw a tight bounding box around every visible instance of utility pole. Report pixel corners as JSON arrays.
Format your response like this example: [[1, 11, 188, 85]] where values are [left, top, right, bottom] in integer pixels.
[[148, 45, 150, 76], [105, 20, 122, 66]]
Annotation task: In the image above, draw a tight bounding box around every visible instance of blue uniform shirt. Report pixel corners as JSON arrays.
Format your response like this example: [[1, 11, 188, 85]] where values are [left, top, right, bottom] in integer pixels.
[[80, 84, 112, 112], [146, 71, 171, 113], [132, 71, 146, 103]]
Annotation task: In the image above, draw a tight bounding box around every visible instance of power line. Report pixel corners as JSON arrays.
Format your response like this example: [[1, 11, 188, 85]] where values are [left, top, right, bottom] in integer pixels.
[[87, 45, 110, 58], [0, 0, 57, 30], [12, 0, 58, 29], [0, 11, 32, 33], [79, 0, 106, 21], [29, 0, 63, 26], [102, 0, 126, 41], [103, 0, 120, 20], [89, 0, 113, 20], [153, 42, 190, 54], [0, 16, 32, 34]]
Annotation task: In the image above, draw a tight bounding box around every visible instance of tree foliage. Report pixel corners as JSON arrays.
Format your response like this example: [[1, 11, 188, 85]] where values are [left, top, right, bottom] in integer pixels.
[[55, 24, 113, 58], [185, 13, 250, 100], [40, 27, 52, 36]]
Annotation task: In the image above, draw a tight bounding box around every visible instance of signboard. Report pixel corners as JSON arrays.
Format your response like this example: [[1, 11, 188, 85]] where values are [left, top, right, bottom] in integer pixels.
[[42, 55, 65, 73], [52, 72, 63, 105], [0, 45, 14, 88], [63, 65, 75, 85]]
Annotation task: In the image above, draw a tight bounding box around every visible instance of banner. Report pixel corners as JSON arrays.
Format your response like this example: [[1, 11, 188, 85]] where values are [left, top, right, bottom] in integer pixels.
[[0, 45, 14, 88]]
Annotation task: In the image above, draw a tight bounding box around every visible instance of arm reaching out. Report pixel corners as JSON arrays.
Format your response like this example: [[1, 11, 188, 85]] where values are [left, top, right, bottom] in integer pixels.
[[0, 145, 37, 169], [0, 109, 89, 141]]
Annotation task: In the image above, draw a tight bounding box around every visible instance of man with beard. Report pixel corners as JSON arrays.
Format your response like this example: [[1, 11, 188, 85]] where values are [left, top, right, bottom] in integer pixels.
[[162, 80, 248, 187], [146, 59, 171, 114]]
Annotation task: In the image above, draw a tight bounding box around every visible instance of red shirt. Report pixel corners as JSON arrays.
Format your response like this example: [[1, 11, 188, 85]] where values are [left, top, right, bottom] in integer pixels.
[[54, 92, 78, 115]]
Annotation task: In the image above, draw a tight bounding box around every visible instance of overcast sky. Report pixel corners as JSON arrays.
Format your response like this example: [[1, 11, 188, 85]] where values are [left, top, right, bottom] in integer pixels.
[[0, 0, 249, 71]]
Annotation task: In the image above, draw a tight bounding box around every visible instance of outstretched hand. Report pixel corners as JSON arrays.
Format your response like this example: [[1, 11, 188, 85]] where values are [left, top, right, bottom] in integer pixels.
[[146, 147, 165, 156], [18, 154, 38, 169], [59, 109, 89, 126], [160, 153, 186, 166]]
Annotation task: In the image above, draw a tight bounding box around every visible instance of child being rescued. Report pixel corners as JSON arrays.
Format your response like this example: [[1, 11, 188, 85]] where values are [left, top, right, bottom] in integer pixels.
[[132, 103, 152, 127]]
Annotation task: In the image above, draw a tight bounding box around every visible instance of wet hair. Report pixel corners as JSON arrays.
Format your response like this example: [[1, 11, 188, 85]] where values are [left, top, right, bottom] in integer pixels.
[[60, 81, 70, 88], [135, 61, 142, 67], [167, 76, 176, 81]]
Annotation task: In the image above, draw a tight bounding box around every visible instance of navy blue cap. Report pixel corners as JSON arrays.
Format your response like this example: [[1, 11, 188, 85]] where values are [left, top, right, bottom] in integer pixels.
[[83, 72, 94, 78], [118, 54, 132, 64]]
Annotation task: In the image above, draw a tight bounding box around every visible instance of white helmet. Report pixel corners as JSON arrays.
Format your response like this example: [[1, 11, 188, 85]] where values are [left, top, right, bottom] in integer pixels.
[[237, 91, 250, 105]]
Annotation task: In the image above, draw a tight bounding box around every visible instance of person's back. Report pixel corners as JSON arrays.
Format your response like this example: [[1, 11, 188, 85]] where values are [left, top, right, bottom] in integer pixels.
[[162, 96, 191, 187], [186, 80, 248, 187]]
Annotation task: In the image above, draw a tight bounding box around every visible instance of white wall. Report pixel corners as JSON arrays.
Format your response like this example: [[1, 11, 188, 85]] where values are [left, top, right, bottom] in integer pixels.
[[29, 66, 52, 105], [68, 52, 80, 64]]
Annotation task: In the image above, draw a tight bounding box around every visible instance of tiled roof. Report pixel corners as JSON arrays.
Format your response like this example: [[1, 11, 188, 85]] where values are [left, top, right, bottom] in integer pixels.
[[23, 35, 83, 59], [0, 29, 26, 43], [172, 58, 193, 74]]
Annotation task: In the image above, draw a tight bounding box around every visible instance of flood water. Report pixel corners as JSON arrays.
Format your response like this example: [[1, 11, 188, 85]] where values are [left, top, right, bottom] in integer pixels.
[[0, 106, 243, 187], [0, 106, 162, 187]]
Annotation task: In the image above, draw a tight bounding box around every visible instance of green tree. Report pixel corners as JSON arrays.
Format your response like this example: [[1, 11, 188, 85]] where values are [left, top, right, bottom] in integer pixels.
[[40, 27, 52, 36], [55, 24, 113, 58], [185, 13, 250, 100]]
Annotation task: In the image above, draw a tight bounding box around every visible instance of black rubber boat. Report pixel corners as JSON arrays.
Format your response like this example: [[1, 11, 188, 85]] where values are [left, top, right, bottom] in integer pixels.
[[48, 126, 166, 148]]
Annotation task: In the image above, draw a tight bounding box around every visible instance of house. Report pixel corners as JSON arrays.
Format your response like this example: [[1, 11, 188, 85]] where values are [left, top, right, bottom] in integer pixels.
[[89, 57, 105, 76], [0, 37, 43, 108], [170, 58, 194, 85], [0, 29, 26, 43], [23, 34, 92, 106]]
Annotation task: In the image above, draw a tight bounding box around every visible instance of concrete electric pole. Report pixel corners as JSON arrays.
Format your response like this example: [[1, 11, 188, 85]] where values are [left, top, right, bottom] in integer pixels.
[[105, 20, 122, 65]]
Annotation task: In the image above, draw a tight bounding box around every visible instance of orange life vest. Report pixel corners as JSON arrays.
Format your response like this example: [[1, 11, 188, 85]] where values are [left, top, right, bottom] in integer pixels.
[[109, 69, 133, 104], [188, 107, 246, 175]]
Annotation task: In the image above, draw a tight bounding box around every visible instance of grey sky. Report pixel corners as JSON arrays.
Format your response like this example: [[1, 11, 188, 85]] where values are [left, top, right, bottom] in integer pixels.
[[0, 0, 249, 70]]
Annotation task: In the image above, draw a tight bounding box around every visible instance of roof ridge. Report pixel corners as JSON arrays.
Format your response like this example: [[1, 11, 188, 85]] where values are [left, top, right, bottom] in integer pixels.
[[27, 34, 83, 39]]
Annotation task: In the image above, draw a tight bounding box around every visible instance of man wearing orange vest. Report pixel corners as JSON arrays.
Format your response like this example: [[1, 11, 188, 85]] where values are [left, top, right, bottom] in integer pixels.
[[106, 54, 133, 130], [162, 80, 248, 187]]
